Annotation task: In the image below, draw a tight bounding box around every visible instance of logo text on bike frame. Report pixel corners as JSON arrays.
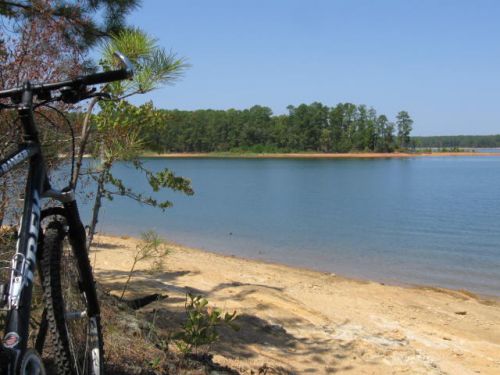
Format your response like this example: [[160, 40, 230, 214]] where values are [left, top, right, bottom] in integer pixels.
[[0, 149, 29, 176], [8, 190, 41, 309]]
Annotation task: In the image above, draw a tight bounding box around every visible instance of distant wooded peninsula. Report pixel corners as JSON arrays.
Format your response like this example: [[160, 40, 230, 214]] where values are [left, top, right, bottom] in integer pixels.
[[129, 102, 499, 153], [140, 102, 413, 153]]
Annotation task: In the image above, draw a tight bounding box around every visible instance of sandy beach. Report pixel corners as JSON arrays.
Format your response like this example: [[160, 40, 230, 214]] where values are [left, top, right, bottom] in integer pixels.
[[92, 234, 500, 374], [141, 152, 500, 159]]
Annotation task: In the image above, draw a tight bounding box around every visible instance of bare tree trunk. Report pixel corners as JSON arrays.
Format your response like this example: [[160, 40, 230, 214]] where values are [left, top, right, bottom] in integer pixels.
[[72, 96, 99, 188], [120, 255, 139, 301], [87, 160, 110, 250]]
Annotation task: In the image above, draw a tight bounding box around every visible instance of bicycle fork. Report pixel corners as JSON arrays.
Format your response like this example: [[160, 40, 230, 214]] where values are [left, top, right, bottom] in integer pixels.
[[0, 178, 76, 373], [0, 154, 45, 373]]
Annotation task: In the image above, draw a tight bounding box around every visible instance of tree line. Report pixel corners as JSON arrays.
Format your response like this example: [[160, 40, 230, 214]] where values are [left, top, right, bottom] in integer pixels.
[[141, 103, 414, 153], [413, 135, 500, 149]]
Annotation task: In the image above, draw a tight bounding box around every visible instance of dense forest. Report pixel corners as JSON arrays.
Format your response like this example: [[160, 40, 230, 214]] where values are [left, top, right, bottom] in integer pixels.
[[140, 102, 413, 153], [413, 135, 500, 148]]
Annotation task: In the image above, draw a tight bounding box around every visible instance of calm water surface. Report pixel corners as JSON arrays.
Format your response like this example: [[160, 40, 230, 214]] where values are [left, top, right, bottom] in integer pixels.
[[81, 157, 500, 296]]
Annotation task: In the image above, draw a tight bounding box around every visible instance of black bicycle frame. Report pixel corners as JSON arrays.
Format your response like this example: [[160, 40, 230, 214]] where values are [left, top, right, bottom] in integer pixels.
[[0, 81, 85, 373], [0, 82, 48, 372]]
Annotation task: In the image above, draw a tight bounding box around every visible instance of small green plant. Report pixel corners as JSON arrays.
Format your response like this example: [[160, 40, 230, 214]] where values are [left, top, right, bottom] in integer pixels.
[[120, 230, 169, 300], [173, 293, 239, 355], [138, 307, 171, 372], [148, 356, 162, 372]]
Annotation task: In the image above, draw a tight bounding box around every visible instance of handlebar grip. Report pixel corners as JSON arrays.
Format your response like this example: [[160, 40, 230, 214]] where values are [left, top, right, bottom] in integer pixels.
[[80, 68, 132, 86], [82, 51, 134, 85]]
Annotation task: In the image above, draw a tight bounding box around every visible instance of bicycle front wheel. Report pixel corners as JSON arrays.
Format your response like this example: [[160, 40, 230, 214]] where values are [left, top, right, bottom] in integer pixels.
[[40, 221, 104, 375]]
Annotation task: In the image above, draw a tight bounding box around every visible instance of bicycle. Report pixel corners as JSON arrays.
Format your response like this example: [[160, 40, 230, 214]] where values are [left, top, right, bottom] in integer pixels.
[[0, 51, 133, 374]]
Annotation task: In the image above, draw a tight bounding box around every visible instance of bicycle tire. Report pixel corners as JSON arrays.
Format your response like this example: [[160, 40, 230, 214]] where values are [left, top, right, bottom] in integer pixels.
[[40, 221, 104, 375]]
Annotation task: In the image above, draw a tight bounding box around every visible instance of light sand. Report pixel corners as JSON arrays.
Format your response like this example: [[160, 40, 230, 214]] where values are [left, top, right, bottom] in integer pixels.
[[93, 235, 500, 374], [142, 152, 500, 159]]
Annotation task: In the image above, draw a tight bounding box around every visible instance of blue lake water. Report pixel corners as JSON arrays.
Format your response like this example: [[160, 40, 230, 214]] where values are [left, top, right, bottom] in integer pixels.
[[80, 157, 500, 296]]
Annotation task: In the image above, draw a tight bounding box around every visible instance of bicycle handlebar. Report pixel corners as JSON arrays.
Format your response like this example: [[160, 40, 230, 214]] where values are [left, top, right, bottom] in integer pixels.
[[0, 51, 134, 100]]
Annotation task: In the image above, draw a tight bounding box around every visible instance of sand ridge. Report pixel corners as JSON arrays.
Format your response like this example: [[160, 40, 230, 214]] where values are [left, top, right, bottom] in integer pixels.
[[141, 152, 500, 159], [93, 235, 500, 374]]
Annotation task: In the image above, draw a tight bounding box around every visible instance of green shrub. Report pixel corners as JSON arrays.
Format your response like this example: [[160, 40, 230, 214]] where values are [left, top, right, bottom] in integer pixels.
[[173, 293, 238, 355]]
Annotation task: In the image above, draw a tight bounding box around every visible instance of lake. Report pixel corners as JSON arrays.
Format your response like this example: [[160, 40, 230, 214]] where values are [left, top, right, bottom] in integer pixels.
[[81, 157, 500, 296]]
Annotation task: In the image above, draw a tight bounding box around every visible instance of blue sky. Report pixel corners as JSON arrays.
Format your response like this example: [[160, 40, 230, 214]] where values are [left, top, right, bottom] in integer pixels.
[[125, 0, 500, 136]]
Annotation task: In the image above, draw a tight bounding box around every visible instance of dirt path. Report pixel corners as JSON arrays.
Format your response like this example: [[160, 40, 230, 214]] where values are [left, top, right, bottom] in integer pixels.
[[93, 235, 500, 374]]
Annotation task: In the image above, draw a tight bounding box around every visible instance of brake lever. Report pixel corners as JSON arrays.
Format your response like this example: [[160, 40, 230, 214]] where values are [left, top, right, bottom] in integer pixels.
[[87, 92, 112, 100], [59, 85, 94, 104], [0, 102, 15, 110], [41, 90, 111, 105]]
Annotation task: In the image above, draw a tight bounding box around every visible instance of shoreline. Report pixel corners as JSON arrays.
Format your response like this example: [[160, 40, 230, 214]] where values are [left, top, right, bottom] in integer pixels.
[[93, 234, 500, 374], [141, 151, 500, 159], [117, 233, 500, 301], [103, 233, 500, 302]]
